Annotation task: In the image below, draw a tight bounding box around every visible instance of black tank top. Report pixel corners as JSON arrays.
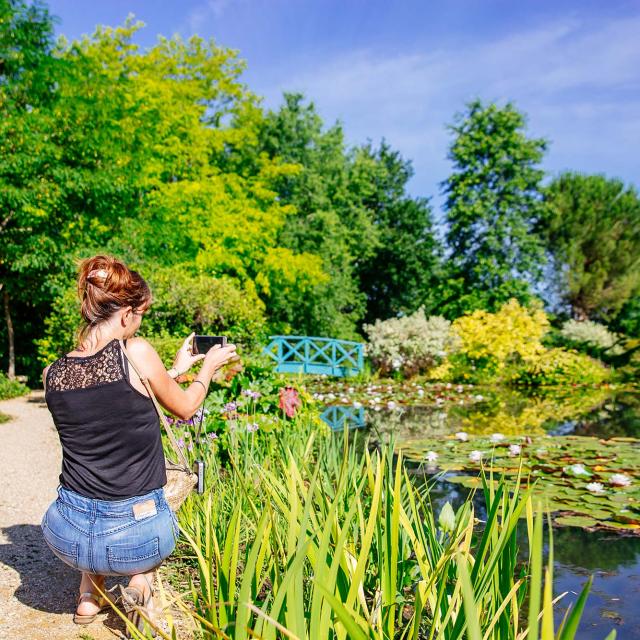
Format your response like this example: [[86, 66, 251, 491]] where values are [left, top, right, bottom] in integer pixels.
[[45, 339, 167, 500]]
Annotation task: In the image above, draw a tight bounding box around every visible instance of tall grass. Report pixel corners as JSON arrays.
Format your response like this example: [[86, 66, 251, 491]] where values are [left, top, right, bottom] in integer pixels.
[[125, 426, 613, 639]]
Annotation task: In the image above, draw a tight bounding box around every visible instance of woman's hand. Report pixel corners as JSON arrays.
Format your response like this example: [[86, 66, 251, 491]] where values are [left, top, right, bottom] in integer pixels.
[[171, 332, 206, 376], [204, 342, 238, 372]]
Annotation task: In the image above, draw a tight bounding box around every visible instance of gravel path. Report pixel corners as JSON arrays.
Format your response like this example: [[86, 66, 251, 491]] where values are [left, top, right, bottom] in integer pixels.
[[0, 391, 189, 640]]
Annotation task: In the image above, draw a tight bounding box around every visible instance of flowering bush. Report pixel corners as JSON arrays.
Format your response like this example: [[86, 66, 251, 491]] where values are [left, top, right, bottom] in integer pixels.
[[559, 319, 624, 356], [447, 299, 549, 382], [511, 348, 610, 386], [364, 309, 458, 378]]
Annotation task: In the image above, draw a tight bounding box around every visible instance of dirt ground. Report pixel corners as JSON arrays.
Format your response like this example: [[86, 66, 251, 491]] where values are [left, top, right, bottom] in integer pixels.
[[0, 391, 190, 640]]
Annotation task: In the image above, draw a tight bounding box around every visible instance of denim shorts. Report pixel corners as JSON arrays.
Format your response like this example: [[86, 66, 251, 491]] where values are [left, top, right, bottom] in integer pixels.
[[41, 485, 178, 576]]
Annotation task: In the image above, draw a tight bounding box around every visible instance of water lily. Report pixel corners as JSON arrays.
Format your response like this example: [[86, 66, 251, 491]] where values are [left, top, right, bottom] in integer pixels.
[[586, 482, 606, 494], [387, 401, 397, 410], [469, 450, 483, 463], [490, 433, 505, 443], [609, 473, 632, 487], [455, 431, 469, 442], [508, 444, 521, 456], [566, 464, 590, 476], [425, 451, 439, 462]]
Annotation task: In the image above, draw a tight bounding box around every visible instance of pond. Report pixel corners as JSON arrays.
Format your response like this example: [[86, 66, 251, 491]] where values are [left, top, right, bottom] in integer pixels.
[[314, 383, 640, 639]]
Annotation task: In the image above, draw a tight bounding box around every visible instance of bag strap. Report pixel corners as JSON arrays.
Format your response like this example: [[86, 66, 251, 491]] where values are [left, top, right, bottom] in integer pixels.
[[119, 340, 190, 469]]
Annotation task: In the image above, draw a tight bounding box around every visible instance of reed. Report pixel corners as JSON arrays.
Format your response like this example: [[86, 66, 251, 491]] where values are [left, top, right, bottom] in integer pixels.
[[128, 425, 612, 639]]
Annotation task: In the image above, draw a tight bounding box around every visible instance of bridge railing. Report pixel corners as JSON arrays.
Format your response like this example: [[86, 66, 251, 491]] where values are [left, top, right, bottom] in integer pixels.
[[263, 335, 364, 377]]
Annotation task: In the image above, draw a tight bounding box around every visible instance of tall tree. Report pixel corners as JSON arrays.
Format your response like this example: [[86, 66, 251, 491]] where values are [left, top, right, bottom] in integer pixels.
[[442, 100, 547, 317], [539, 172, 640, 320], [352, 142, 442, 324], [0, 0, 55, 378], [257, 93, 378, 338]]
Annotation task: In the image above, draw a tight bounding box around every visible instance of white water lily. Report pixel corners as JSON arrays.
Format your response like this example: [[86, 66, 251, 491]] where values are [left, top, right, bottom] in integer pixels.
[[609, 473, 632, 487], [425, 451, 439, 462], [508, 444, 521, 456], [566, 464, 590, 476], [455, 431, 469, 442], [586, 482, 606, 494], [490, 433, 505, 443], [469, 450, 483, 463]]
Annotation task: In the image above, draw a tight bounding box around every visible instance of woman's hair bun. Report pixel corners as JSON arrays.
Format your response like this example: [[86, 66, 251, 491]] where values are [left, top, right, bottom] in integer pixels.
[[76, 255, 152, 343]]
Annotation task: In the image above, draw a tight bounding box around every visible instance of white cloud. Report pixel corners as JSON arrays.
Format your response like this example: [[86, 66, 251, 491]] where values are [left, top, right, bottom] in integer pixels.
[[256, 15, 640, 198], [183, 0, 234, 35]]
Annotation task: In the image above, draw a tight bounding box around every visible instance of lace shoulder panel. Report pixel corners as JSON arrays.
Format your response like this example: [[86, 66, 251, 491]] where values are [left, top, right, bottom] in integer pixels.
[[47, 339, 125, 392]]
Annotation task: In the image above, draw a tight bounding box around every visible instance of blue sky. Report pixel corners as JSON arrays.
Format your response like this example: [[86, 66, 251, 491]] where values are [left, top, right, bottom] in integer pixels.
[[47, 0, 640, 205]]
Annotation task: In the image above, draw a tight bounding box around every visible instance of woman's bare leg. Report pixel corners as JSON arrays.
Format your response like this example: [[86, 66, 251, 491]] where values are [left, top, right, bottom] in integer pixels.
[[128, 570, 155, 602], [76, 571, 106, 615]]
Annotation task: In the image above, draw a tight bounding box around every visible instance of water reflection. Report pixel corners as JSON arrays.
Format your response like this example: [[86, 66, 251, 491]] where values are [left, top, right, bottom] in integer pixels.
[[322, 386, 640, 638]]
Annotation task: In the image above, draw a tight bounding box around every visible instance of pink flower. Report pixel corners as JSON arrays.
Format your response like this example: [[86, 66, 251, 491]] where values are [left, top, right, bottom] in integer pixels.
[[279, 387, 302, 418]]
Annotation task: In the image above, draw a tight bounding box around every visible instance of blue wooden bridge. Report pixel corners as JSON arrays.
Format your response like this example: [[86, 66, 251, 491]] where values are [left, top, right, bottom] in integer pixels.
[[263, 335, 365, 377]]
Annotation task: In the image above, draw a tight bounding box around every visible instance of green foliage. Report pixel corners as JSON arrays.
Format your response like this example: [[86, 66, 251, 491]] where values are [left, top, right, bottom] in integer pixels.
[[442, 100, 547, 316], [256, 94, 441, 335], [352, 142, 442, 323], [150, 428, 600, 639], [540, 172, 640, 320], [448, 299, 549, 383], [402, 433, 639, 534], [512, 348, 611, 386], [364, 309, 458, 377], [0, 371, 28, 399], [142, 268, 267, 346]]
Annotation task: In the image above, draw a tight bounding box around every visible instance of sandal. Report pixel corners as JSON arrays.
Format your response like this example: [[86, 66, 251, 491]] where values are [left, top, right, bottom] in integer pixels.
[[73, 591, 112, 625], [119, 575, 158, 638]]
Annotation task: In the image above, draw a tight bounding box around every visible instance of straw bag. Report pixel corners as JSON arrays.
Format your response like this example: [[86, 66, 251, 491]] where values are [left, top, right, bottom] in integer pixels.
[[120, 341, 198, 511]]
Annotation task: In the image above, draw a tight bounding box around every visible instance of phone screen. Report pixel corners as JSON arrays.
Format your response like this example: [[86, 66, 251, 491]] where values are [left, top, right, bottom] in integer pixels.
[[193, 335, 227, 355]]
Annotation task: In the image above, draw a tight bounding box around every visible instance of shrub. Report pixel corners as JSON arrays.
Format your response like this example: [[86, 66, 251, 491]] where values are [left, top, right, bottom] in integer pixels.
[[37, 267, 268, 367], [449, 299, 549, 382], [559, 319, 624, 356], [512, 348, 611, 386], [364, 309, 458, 378], [0, 373, 29, 400]]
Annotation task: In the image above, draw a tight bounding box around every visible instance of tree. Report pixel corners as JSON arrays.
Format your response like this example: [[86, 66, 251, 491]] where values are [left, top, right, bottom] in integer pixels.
[[0, 0, 56, 378], [539, 172, 640, 321], [256, 93, 378, 338], [257, 94, 442, 334], [352, 142, 442, 324], [442, 100, 547, 317]]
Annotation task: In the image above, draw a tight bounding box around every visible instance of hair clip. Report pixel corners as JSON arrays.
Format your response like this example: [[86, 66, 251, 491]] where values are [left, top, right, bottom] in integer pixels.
[[88, 269, 108, 279]]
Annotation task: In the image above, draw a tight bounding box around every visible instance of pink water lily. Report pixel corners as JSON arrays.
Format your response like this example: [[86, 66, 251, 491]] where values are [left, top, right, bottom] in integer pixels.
[[609, 473, 632, 487]]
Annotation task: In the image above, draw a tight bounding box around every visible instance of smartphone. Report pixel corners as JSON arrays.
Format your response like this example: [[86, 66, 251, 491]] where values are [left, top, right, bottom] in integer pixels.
[[193, 335, 227, 355]]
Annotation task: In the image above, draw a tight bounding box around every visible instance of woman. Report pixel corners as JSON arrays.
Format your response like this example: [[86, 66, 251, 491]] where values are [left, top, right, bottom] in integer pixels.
[[41, 255, 236, 632]]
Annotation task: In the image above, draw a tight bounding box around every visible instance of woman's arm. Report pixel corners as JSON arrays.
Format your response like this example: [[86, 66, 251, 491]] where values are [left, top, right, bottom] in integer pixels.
[[124, 336, 237, 420]]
